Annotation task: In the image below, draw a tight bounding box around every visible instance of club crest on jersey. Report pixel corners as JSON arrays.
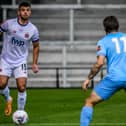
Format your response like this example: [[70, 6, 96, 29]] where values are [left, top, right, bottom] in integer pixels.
[[97, 46, 101, 51], [25, 33, 29, 38]]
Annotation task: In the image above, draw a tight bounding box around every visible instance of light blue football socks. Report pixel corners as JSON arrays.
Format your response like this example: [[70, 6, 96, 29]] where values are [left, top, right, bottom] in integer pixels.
[[80, 106, 93, 126]]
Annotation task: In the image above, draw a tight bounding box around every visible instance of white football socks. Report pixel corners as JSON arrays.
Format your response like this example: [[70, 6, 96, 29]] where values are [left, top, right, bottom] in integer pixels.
[[1, 86, 11, 102], [18, 91, 27, 110]]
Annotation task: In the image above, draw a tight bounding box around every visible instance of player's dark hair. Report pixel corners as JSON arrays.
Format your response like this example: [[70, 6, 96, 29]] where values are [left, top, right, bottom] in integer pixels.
[[18, 1, 31, 9], [103, 16, 119, 33]]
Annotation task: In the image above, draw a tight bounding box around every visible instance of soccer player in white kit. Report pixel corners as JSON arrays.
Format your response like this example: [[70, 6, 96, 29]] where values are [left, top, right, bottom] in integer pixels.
[[0, 1, 39, 116]]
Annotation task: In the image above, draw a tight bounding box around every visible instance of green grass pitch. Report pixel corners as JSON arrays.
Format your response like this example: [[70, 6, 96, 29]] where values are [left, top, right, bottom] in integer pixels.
[[0, 88, 126, 126]]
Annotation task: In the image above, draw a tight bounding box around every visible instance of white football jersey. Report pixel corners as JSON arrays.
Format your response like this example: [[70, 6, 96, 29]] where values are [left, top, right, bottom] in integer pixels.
[[0, 18, 39, 66]]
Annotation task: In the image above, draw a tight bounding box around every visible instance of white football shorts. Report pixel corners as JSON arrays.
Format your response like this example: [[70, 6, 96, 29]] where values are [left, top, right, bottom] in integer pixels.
[[0, 58, 28, 78]]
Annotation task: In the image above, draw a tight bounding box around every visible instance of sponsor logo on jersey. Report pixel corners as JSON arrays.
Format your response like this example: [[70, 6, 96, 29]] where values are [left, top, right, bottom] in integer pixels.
[[11, 37, 24, 46]]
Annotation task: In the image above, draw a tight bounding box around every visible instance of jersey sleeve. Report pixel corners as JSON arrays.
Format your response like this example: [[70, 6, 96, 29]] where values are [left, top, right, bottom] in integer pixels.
[[31, 27, 39, 43], [0, 20, 8, 32], [96, 40, 106, 56]]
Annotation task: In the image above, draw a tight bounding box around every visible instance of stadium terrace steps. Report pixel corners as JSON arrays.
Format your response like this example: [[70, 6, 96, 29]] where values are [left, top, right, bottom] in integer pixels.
[[7, 8, 126, 41], [38, 30, 103, 41], [15, 0, 126, 4], [82, 0, 126, 4], [28, 44, 96, 65], [32, 9, 126, 41], [32, 0, 78, 4]]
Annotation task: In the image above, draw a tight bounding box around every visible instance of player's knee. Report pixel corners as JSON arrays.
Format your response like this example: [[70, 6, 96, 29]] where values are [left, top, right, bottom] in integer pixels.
[[0, 80, 7, 89], [18, 85, 26, 92], [85, 98, 94, 107], [85, 98, 91, 104]]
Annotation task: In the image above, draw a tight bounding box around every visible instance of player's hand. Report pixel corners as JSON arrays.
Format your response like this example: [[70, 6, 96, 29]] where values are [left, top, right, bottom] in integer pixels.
[[32, 64, 39, 73], [82, 79, 90, 91]]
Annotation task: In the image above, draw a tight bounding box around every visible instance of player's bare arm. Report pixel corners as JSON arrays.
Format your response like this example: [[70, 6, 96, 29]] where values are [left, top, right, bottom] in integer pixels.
[[32, 42, 39, 73], [82, 55, 105, 91]]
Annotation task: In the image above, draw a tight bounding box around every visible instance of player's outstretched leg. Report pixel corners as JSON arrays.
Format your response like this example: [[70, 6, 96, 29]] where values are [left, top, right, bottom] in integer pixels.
[[0, 86, 13, 116], [4, 96, 13, 116], [80, 106, 93, 126]]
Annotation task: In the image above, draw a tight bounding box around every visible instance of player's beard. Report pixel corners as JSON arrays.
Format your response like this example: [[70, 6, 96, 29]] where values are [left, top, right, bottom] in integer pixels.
[[20, 16, 29, 21]]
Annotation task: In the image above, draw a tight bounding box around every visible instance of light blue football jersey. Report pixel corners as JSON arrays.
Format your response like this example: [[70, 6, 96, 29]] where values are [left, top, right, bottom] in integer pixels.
[[97, 32, 126, 81], [0, 18, 39, 66]]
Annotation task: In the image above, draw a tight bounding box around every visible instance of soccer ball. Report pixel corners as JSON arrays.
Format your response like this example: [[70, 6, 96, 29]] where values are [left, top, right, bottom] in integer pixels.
[[12, 110, 28, 125]]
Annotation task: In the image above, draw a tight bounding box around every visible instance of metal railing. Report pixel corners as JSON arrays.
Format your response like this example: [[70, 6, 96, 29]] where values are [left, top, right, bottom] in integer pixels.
[[28, 66, 106, 88]]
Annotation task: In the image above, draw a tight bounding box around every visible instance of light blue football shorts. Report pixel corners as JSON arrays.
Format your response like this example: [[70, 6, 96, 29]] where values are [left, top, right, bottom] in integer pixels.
[[94, 78, 126, 100]]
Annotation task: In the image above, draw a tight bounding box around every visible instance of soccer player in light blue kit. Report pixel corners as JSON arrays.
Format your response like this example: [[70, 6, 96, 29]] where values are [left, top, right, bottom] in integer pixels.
[[0, 1, 39, 116], [80, 16, 126, 126]]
